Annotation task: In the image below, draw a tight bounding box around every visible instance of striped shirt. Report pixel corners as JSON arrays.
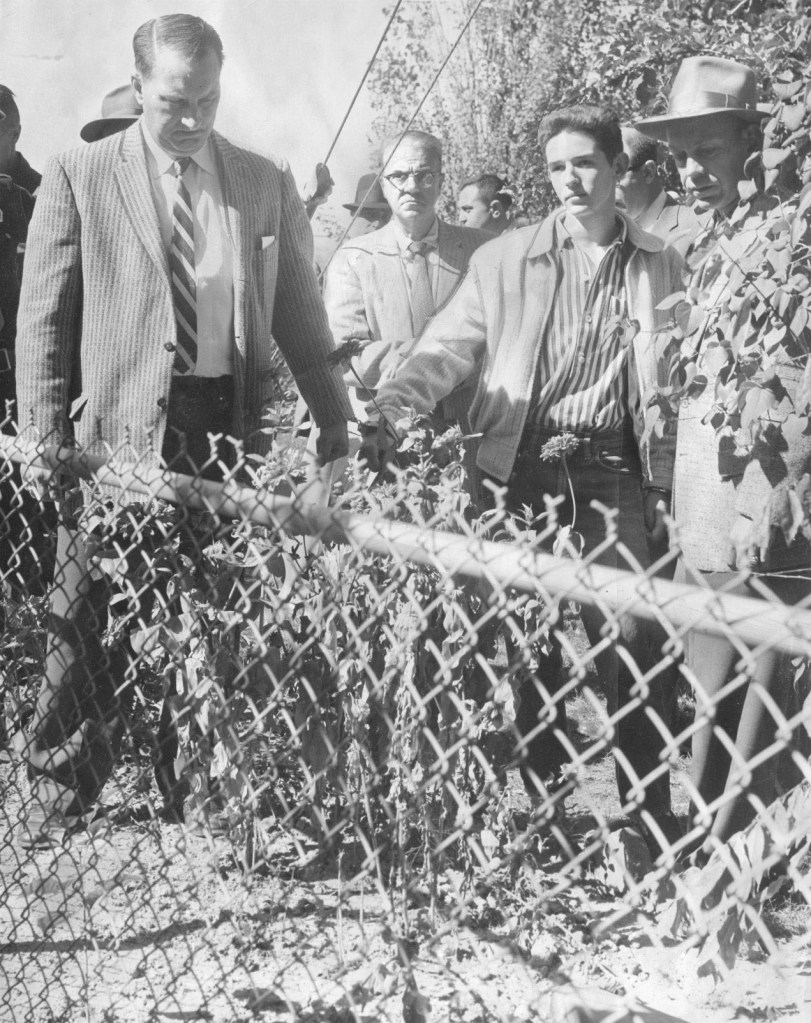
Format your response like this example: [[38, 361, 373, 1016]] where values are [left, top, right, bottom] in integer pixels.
[[524, 217, 631, 438]]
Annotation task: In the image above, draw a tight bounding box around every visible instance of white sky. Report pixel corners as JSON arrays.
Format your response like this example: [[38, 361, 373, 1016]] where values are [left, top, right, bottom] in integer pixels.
[[0, 0, 398, 232]]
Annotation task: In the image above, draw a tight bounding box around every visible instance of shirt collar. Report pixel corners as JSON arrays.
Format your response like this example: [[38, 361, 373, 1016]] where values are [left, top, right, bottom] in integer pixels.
[[636, 189, 667, 232], [140, 118, 216, 177], [392, 216, 439, 256], [528, 208, 663, 260], [554, 212, 628, 252]]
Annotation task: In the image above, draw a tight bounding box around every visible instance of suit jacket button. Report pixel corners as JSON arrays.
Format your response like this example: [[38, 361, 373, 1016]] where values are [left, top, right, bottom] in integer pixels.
[[164, 342, 176, 352], [157, 397, 168, 409]]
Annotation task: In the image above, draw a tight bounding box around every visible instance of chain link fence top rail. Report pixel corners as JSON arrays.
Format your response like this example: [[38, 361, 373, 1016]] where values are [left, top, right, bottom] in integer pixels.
[[1, 424, 810, 1023]]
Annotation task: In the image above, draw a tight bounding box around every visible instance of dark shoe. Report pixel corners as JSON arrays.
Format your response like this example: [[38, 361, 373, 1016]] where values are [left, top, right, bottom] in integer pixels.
[[605, 811, 682, 859]]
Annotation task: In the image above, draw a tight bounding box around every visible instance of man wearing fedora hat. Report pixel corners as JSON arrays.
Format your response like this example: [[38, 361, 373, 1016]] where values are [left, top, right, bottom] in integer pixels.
[[342, 172, 391, 239], [81, 84, 143, 143], [637, 55, 811, 849]]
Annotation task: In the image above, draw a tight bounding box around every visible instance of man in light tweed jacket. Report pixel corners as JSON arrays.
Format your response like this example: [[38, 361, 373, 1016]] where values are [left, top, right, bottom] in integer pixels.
[[363, 105, 683, 852], [14, 14, 351, 845]]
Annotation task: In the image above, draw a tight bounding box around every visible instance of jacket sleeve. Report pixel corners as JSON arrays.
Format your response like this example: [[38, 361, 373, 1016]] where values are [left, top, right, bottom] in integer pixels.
[[15, 155, 82, 445], [323, 245, 372, 347], [632, 247, 683, 489], [322, 244, 392, 388], [270, 161, 352, 427], [372, 261, 488, 423]]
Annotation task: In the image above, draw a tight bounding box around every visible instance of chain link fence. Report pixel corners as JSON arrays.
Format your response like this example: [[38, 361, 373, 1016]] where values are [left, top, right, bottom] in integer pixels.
[[1, 420, 810, 1023]]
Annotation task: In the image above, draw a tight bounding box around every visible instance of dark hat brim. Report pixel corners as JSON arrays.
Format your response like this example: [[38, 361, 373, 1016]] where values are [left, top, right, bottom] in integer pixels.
[[636, 105, 770, 139], [342, 202, 390, 213], [80, 115, 139, 143]]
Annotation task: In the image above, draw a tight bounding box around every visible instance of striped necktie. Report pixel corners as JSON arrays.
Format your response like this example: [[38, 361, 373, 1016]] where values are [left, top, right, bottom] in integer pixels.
[[170, 157, 198, 374], [408, 240, 435, 337]]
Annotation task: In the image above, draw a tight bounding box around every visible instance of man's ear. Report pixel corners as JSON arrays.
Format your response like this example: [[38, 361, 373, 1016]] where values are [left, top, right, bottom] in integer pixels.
[[131, 73, 144, 105], [613, 151, 630, 176], [642, 159, 658, 183], [489, 200, 505, 220]]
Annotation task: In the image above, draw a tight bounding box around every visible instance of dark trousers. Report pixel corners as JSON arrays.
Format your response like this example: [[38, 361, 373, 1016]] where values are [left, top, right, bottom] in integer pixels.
[[0, 386, 57, 601], [678, 563, 811, 842], [485, 425, 672, 816], [26, 375, 234, 817]]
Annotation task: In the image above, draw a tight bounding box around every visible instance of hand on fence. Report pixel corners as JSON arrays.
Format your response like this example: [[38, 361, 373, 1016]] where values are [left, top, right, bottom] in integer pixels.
[[302, 162, 334, 217], [727, 512, 765, 570], [20, 445, 67, 502], [316, 420, 350, 465], [357, 418, 399, 472]]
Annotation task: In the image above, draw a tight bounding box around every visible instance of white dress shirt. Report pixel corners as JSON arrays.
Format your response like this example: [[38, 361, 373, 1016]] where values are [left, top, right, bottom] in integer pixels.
[[141, 121, 235, 378]]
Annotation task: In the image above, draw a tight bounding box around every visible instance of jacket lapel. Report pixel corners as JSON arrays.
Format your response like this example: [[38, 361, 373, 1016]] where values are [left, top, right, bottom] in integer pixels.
[[114, 124, 170, 281], [435, 222, 465, 306], [368, 223, 415, 339]]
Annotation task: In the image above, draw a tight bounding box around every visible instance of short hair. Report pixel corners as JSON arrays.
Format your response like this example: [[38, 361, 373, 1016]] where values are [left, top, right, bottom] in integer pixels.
[[133, 14, 224, 79], [381, 130, 443, 170], [622, 126, 659, 169], [538, 104, 623, 164], [460, 173, 513, 211], [0, 86, 20, 122]]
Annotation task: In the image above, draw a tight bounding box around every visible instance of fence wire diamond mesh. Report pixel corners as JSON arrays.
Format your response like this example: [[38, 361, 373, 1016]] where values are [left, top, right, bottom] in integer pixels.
[[1, 423, 810, 1023]]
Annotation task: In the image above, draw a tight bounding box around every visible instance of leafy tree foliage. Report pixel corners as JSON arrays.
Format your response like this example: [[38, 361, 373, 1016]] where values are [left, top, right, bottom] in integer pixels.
[[368, 0, 811, 221]]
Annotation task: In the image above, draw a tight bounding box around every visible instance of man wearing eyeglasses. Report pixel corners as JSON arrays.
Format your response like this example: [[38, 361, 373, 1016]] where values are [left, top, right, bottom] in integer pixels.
[[324, 130, 489, 427], [615, 126, 703, 258]]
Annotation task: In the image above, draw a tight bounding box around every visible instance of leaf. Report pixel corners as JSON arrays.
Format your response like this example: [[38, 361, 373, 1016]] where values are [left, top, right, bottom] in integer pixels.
[[703, 344, 732, 376], [402, 979, 431, 1023], [767, 485, 805, 546], [715, 907, 743, 970], [762, 148, 791, 170], [655, 290, 686, 311], [641, 403, 661, 447]]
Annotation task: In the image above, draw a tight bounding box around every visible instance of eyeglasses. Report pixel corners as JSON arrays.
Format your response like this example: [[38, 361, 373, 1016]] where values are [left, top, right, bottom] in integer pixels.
[[384, 170, 438, 189]]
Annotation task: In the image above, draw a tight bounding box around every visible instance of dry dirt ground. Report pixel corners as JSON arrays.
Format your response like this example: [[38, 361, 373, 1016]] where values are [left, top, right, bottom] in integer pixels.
[[2, 728, 810, 1023]]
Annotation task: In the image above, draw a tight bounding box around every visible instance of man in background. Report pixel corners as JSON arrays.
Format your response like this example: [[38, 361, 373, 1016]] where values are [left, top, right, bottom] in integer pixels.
[[615, 125, 702, 257], [0, 86, 41, 195], [80, 83, 142, 142], [0, 103, 55, 604], [457, 172, 513, 235], [342, 172, 391, 239], [325, 130, 489, 423]]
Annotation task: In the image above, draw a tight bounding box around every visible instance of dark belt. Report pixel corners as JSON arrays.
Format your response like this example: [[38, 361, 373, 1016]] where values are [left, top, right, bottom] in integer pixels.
[[517, 424, 633, 464], [170, 373, 234, 397]]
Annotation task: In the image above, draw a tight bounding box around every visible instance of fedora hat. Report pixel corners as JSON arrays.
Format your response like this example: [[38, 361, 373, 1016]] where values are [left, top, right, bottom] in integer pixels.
[[81, 84, 142, 142], [343, 172, 389, 213], [636, 56, 769, 138]]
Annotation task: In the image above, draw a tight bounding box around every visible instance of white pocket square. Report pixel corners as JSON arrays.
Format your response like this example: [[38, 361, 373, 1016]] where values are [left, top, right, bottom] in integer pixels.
[[260, 235, 276, 250]]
